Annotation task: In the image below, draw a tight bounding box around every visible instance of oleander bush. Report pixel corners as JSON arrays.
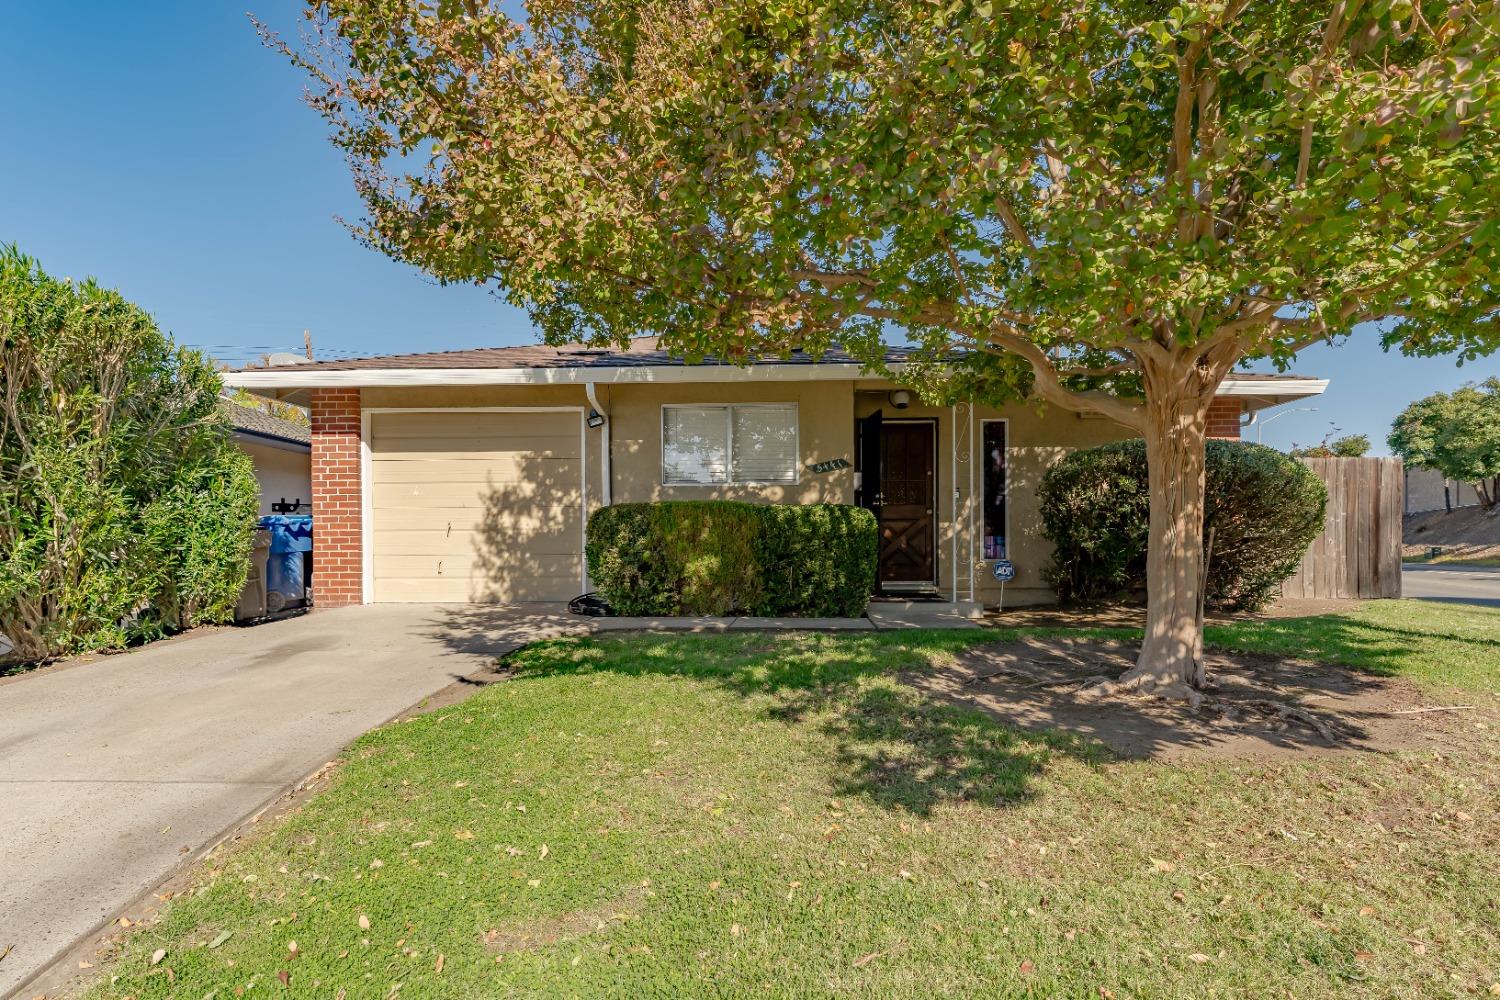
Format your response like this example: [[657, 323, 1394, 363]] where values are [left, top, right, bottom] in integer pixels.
[[587, 501, 877, 617], [1039, 439, 1327, 611], [0, 245, 259, 661]]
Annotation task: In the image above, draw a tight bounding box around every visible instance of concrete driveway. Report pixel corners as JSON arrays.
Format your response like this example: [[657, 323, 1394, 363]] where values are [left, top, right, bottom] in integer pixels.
[[1403, 563, 1500, 608], [0, 603, 579, 998]]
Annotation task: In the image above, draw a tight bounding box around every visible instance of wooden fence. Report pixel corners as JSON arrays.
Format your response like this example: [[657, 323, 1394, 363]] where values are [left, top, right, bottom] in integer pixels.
[[1281, 457, 1403, 600]]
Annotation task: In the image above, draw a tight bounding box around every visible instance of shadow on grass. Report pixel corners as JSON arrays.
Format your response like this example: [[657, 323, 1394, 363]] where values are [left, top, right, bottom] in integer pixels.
[[425, 612, 1106, 817]]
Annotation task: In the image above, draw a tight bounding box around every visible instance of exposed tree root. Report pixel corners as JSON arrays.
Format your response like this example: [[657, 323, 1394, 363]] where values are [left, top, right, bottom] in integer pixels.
[[1216, 697, 1342, 743]]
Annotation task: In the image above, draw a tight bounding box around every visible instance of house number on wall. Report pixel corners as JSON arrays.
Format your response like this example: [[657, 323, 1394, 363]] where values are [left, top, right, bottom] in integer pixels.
[[807, 458, 851, 474]]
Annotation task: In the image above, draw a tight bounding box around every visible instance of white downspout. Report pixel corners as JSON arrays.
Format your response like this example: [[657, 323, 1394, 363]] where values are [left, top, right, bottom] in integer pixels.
[[950, 404, 958, 605], [968, 401, 976, 606], [585, 382, 611, 507]]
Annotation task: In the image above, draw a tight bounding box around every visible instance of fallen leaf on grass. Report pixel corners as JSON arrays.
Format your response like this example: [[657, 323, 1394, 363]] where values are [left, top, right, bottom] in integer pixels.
[[539, 844, 550, 859], [277, 969, 289, 986], [434, 953, 445, 974], [78, 960, 93, 969], [1150, 858, 1174, 873], [209, 931, 234, 949], [287, 940, 299, 959], [852, 950, 886, 968], [1019, 959, 1036, 975], [150, 949, 167, 966], [358, 914, 371, 931], [454, 830, 474, 841], [1187, 953, 1211, 964]]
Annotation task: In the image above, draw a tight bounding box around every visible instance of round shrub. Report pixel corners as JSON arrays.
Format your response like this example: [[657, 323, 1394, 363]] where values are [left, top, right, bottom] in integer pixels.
[[1039, 440, 1327, 611]]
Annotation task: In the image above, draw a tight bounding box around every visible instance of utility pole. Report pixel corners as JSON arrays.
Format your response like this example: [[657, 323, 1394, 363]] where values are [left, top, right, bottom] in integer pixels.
[[304, 329, 314, 361]]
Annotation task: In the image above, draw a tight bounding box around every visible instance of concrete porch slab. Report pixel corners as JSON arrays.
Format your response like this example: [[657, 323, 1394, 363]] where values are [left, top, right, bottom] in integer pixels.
[[867, 602, 987, 630]]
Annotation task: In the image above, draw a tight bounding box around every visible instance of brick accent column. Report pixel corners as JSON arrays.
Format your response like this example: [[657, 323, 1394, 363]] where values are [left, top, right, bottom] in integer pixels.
[[310, 388, 364, 606], [1206, 397, 1243, 441]]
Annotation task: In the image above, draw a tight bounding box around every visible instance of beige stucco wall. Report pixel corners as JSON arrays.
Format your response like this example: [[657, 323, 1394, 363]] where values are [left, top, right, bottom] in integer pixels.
[[601, 380, 856, 505], [355, 381, 1137, 607], [238, 438, 312, 516]]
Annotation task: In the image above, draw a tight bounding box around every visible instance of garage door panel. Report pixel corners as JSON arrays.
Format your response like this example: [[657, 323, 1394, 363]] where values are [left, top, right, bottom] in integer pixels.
[[369, 410, 584, 603], [374, 575, 583, 604], [370, 460, 582, 486], [371, 435, 581, 461], [373, 521, 584, 556], [373, 479, 584, 507], [372, 552, 581, 585], [371, 411, 578, 441]]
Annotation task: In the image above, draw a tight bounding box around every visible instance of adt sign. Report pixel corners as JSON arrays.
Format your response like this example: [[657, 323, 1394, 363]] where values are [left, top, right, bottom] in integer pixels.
[[992, 559, 1016, 583]]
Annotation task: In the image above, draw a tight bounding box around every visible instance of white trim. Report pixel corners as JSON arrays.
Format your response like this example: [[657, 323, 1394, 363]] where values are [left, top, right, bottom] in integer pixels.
[[1216, 377, 1329, 397], [360, 405, 589, 603], [229, 363, 894, 390], [659, 402, 801, 487], [231, 362, 1327, 398], [360, 409, 373, 604], [584, 382, 611, 507], [950, 405, 958, 603]]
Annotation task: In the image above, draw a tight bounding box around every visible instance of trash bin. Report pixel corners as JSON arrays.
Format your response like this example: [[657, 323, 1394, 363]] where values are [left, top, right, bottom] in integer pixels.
[[235, 529, 273, 622], [259, 515, 313, 613]]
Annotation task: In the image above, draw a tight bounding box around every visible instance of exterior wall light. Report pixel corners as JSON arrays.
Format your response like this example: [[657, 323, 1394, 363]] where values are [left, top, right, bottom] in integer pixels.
[[888, 390, 911, 410]]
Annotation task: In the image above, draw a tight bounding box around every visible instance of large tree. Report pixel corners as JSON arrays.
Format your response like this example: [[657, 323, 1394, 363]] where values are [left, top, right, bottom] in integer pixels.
[[1389, 378, 1500, 507], [268, 0, 1500, 696]]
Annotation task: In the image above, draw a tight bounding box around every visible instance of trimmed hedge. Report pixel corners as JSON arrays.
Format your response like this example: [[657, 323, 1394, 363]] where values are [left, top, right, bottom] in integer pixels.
[[586, 501, 877, 618], [1039, 440, 1327, 611]]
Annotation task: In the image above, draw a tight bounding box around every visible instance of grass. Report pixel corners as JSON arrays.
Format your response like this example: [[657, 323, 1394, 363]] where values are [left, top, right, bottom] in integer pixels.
[[86, 602, 1499, 999]]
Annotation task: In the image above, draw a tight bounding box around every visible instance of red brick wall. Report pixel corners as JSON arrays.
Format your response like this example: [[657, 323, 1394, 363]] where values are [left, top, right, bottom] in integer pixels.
[[1206, 397, 1243, 440], [310, 388, 363, 607]]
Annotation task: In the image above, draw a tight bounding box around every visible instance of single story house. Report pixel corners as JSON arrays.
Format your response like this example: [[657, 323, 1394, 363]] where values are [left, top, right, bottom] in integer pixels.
[[225, 401, 313, 516], [226, 341, 1327, 611]]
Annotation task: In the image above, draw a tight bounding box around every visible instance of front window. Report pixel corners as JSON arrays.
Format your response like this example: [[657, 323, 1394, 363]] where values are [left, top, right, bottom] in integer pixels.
[[982, 420, 1008, 559], [662, 404, 799, 485]]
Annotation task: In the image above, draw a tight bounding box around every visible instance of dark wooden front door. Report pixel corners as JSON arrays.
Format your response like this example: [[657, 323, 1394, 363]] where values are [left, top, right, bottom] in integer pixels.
[[877, 421, 936, 584]]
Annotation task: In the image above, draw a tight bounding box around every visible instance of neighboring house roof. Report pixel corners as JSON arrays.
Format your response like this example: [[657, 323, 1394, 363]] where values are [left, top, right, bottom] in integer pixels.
[[223, 400, 312, 449], [223, 338, 1326, 408]]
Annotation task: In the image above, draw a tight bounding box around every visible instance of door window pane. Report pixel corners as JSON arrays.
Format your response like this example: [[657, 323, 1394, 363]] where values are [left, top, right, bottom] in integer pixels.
[[982, 421, 1008, 559]]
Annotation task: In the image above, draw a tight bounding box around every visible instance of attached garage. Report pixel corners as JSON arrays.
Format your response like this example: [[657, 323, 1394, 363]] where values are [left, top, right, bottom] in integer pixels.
[[366, 408, 585, 602]]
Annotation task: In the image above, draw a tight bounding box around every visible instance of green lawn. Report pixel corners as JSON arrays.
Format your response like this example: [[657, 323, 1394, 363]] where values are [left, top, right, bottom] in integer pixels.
[[87, 601, 1500, 999]]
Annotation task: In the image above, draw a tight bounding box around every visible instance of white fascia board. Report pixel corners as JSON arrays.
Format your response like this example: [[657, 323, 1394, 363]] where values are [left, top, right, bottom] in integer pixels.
[[1215, 378, 1329, 397], [223, 362, 898, 389], [224, 362, 1328, 398]]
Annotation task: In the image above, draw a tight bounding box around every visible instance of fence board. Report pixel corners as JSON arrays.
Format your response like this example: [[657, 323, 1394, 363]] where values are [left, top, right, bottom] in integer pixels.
[[1282, 457, 1402, 600]]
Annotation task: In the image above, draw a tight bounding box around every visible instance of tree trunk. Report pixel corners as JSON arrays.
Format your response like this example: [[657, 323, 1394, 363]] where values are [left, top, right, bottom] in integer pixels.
[[1114, 372, 1212, 698]]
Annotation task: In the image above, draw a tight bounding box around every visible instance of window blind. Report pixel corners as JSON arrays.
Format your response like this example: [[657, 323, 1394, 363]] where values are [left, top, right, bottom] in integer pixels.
[[662, 406, 729, 484], [730, 404, 798, 483]]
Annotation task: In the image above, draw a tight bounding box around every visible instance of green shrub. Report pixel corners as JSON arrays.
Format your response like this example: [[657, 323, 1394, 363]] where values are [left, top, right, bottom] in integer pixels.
[[1039, 440, 1327, 611], [586, 501, 877, 618], [0, 245, 260, 660]]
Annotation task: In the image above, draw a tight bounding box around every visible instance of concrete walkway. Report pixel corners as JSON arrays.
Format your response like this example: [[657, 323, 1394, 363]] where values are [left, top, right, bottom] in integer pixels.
[[0, 604, 579, 998]]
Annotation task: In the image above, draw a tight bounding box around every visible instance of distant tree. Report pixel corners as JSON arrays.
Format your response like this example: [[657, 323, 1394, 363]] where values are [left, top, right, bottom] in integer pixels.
[[1289, 433, 1372, 458], [267, 0, 1500, 698], [1389, 379, 1500, 508], [226, 386, 310, 427]]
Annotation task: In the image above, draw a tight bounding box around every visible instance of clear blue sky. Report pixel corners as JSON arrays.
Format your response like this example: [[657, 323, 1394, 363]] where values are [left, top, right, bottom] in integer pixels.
[[3, 2, 1493, 454]]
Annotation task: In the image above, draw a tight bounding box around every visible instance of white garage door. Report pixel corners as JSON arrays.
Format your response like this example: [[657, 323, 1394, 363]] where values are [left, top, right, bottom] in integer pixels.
[[369, 409, 584, 603]]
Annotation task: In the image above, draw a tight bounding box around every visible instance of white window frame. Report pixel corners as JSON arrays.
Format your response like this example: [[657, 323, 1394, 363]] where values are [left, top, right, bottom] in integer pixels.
[[660, 403, 801, 486]]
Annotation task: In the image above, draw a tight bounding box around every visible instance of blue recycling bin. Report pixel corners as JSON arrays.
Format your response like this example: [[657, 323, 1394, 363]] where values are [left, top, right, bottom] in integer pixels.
[[259, 515, 313, 609]]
